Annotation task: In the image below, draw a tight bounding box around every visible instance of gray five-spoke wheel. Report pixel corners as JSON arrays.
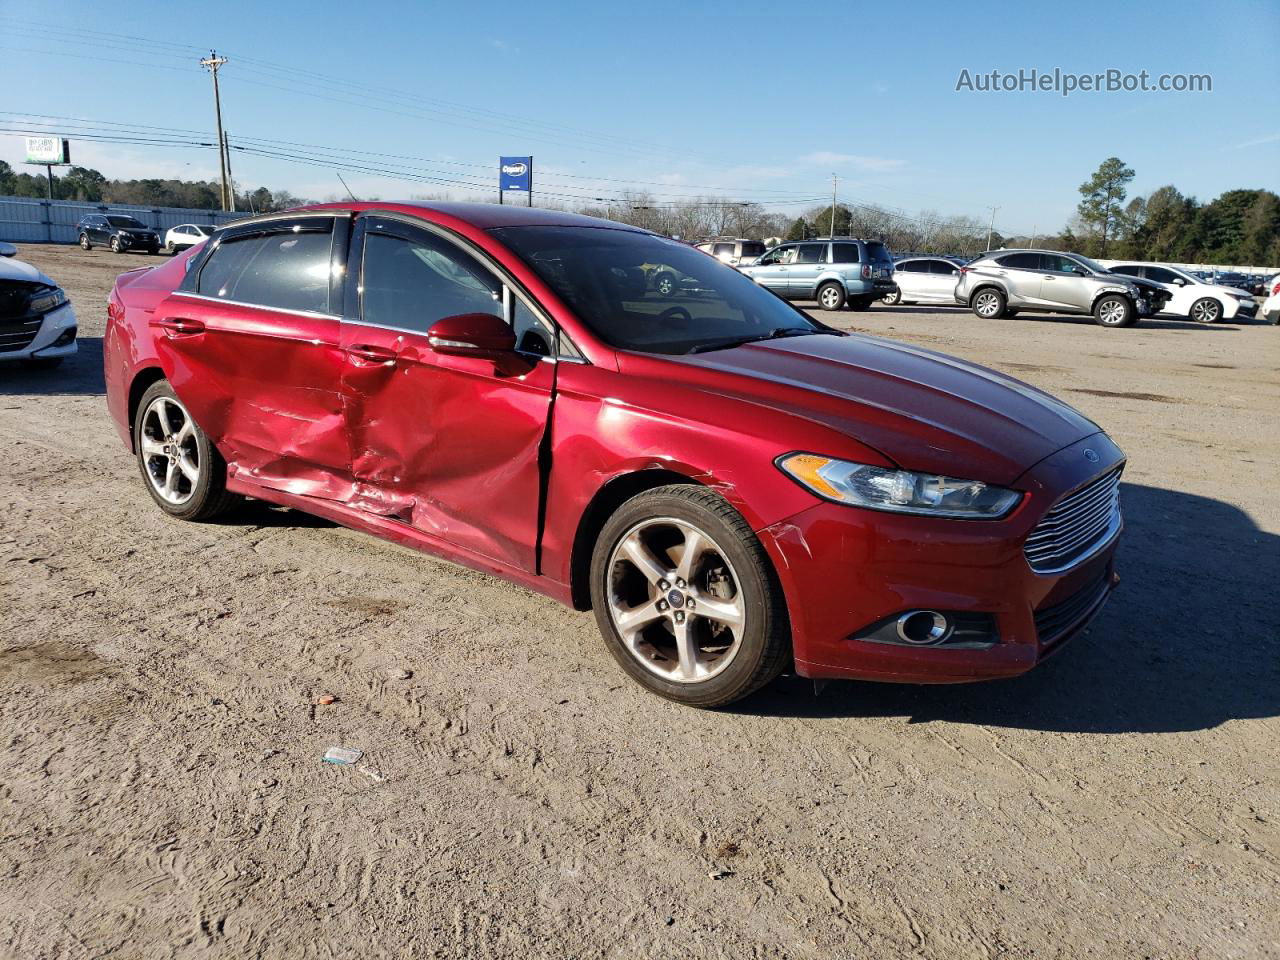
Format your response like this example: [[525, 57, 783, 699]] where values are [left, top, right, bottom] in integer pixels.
[[819, 285, 842, 309], [974, 291, 1001, 317], [606, 517, 745, 684], [139, 395, 201, 505]]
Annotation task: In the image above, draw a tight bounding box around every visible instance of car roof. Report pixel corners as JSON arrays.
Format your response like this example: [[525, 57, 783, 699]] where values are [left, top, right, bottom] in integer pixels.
[[295, 200, 647, 233]]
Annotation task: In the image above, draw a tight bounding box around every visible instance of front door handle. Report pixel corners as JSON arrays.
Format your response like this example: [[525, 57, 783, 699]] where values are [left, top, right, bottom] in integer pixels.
[[151, 316, 205, 334], [1043, 275, 1055, 280], [348, 344, 398, 364]]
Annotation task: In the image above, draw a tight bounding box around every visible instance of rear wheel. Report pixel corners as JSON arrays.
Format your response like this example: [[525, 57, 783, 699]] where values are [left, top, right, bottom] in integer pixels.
[[1189, 297, 1222, 323], [110, 236, 122, 254], [589, 485, 790, 708], [816, 281, 846, 311], [134, 381, 240, 521], [881, 287, 902, 306], [971, 288, 1006, 318], [1094, 294, 1136, 328]]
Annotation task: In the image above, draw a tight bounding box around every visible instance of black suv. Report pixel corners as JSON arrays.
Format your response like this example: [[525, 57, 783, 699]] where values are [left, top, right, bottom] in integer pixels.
[[77, 214, 162, 255]]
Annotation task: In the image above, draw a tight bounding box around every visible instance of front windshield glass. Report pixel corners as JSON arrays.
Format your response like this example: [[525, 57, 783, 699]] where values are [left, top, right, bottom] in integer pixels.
[[195, 225, 214, 236], [492, 226, 823, 354], [1073, 253, 1111, 274]]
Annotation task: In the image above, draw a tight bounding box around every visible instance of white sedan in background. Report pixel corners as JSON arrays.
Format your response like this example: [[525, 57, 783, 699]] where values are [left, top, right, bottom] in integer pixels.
[[1108, 261, 1258, 323], [163, 223, 215, 254], [0, 241, 77, 369], [881, 256, 964, 306]]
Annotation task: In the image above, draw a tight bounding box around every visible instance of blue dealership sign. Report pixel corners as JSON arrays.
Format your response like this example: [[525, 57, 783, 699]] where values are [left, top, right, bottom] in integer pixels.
[[499, 156, 532, 192]]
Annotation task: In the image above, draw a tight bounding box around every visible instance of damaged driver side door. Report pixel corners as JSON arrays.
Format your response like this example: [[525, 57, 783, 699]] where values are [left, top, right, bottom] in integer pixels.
[[337, 214, 558, 573]]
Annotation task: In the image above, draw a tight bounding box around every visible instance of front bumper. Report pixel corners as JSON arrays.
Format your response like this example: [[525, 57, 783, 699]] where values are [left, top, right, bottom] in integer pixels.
[[0, 302, 78, 362], [758, 434, 1124, 683], [117, 233, 160, 250], [1229, 299, 1258, 319]]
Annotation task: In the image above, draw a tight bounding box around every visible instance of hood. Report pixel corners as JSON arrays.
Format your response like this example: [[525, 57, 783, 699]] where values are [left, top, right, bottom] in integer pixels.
[[1221, 286, 1254, 298], [121, 226, 157, 235], [677, 333, 1101, 485], [0, 256, 54, 287]]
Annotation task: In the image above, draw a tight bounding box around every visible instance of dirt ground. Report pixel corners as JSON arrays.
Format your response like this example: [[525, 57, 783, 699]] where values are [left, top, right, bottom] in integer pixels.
[[1, 242, 1278, 960]]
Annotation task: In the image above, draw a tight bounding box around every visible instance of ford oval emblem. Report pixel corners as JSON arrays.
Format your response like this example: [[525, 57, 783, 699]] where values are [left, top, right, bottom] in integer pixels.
[[1084, 448, 1100, 463], [501, 162, 528, 176]]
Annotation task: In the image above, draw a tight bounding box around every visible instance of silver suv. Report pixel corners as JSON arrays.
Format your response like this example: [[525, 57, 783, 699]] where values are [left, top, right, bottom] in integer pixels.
[[954, 249, 1149, 328], [739, 238, 896, 310]]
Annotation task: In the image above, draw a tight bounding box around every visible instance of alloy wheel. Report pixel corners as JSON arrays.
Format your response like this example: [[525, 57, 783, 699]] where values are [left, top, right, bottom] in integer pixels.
[[606, 517, 746, 684], [1190, 299, 1221, 323], [974, 291, 1000, 317], [1098, 299, 1126, 325], [820, 286, 842, 309], [139, 395, 201, 505]]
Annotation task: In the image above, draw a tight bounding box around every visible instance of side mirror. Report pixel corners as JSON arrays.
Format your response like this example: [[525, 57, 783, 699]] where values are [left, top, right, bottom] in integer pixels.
[[1174, 278, 1186, 285], [0, 241, 17, 258], [426, 312, 517, 359]]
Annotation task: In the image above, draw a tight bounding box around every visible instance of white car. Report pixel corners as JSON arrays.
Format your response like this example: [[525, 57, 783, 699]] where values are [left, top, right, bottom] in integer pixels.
[[0, 241, 77, 368], [164, 223, 215, 255], [1108, 261, 1258, 323], [1262, 273, 1280, 325], [881, 256, 964, 306]]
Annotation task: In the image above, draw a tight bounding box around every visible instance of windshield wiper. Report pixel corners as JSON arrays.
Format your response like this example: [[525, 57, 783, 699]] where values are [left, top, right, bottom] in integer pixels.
[[688, 327, 828, 354]]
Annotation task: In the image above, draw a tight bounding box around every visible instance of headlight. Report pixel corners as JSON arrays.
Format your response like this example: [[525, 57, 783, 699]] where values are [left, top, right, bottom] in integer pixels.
[[777, 453, 1022, 519], [29, 286, 68, 314]]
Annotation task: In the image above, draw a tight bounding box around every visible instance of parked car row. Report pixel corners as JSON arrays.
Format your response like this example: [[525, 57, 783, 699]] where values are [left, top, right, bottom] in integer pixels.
[[75, 215, 216, 256]]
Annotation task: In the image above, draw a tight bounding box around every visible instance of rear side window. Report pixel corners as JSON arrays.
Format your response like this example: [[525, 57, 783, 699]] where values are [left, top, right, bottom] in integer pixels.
[[998, 252, 1040, 270], [796, 243, 828, 264], [1110, 264, 1142, 278], [929, 260, 959, 275], [899, 260, 925, 273], [832, 243, 861, 264], [196, 219, 334, 314], [740, 242, 765, 257], [712, 242, 734, 257]]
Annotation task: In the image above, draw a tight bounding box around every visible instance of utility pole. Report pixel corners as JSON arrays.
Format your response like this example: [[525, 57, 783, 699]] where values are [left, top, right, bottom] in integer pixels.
[[985, 205, 1000, 251], [830, 174, 838, 239], [223, 130, 236, 212], [200, 51, 231, 211]]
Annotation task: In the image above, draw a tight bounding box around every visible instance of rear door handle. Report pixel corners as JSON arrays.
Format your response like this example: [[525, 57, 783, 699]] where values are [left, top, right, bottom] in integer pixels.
[[151, 316, 205, 335], [348, 344, 398, 364]]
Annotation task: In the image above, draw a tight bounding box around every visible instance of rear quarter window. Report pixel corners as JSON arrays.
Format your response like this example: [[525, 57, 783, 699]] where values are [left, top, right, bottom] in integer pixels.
[[864, 241, 893, 263], [194, 219, 334, 314]]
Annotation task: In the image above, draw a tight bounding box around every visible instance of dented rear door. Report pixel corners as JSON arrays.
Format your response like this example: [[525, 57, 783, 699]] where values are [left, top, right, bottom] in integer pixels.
[[153, 215, 355, 500]]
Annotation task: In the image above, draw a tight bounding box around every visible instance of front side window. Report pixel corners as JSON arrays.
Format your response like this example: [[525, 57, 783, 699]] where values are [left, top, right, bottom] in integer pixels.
[[1146, 266, 1180, 284], [929, 260, 959, 275], [1041, 254, 1084, 274], [360, 220, 501, 333], [795, 243, 828, 264], [492, 226, 823, 355], [756, 245, 796, 266], [196, 219, 334, 314]]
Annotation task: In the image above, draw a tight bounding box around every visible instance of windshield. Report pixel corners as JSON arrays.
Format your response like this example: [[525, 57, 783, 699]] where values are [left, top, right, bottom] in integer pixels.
[[195, 225, 214, 236], [107, 216, 146, 228], [1072, 253, 1111, 274], [492, 226, 823, 354]]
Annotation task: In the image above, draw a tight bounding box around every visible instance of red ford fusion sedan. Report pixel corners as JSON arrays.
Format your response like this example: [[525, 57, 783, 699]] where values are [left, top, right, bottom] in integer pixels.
[[104, 202, 1123, 707]]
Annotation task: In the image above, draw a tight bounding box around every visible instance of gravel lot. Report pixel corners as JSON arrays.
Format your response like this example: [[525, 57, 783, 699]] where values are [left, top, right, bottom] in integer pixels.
[[2, 243, 1278, 959]]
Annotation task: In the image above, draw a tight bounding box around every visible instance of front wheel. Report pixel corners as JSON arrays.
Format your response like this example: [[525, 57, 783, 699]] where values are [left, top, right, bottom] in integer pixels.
[[589, 485, 790, 708], [881, 287, 902, 306], [79, 233, 92, 251], [1189, 297, 1222, 323], [1094, 295, 1136, 328], [134, 381, 240, 521], [110, 236, 122, 254], [816, 281, 846, 311]]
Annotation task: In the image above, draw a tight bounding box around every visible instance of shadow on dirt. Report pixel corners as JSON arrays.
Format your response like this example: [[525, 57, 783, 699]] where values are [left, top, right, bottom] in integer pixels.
[[0, 336, 105, 397], [737, 482, 1280, 733]]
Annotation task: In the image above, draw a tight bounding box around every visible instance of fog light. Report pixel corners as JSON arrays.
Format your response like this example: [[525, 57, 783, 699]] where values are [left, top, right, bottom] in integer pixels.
[[895, 610, 952, 646], [52, 326, 77, 347]]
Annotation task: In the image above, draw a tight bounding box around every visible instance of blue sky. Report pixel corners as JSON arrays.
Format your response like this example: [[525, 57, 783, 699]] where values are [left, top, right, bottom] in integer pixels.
[[0, 0, 1276, 235]]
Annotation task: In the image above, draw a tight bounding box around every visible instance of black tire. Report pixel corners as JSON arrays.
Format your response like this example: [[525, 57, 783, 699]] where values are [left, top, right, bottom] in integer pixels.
[[166, 241, 176, 255], [971, 287, 1006, 319], [146, 247, 159, 256], [79, 234, 92, 251], [1005, 309, 1020, 317], [133, 380, 240, 522], [816, 281, 846, 311], [22, 357, 64, 370], [589, 485, 791, 708], [1094, 294, 1136, 328], [1188, 297, 1222, 324], [110, 236, 122, 254], [881, 287, 902, 306], [847, 296, 873, 311], [654, 272, 678, 296]]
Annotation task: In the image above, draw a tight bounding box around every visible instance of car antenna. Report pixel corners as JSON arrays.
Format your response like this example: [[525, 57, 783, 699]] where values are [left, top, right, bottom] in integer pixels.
[[336, 172, 358, 202]]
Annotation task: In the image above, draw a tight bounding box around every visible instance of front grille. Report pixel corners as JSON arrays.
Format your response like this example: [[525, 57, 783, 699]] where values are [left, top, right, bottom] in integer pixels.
[[1024, 468, 1122, 573], [0, 280, 36, 321], [1034, 573, 1109, 647], [0, 318, 42, 352]]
